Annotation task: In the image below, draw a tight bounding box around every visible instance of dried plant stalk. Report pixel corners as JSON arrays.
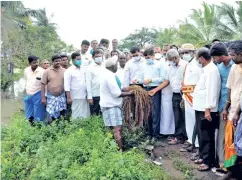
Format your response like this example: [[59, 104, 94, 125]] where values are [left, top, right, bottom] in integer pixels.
[[123, 85, 153, 129]]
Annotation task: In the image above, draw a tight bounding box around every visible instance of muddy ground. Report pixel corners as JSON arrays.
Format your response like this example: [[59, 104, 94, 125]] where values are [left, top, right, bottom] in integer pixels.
[[146, 139, 221, 180]]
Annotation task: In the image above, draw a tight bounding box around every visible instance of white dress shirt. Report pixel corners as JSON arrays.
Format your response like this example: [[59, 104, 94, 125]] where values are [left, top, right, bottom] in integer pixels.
[[100, 69, 122, 108], [165, 59, 188, 93], [86, 62, 105, 99], [64, 65, 87, 100], [183, 59, 203, 86], [123, 58, 145, 88], [193, 61, 221, 112], [24, 66, 45, 95]]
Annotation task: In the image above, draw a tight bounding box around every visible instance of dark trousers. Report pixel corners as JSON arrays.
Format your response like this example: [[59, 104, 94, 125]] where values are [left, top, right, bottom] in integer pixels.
[[192, 120, 198, 147], [144, 87, 161, 137], [172, 93, 186, 140], [90, 97, 101, 116], [195, 110, 218, 167]]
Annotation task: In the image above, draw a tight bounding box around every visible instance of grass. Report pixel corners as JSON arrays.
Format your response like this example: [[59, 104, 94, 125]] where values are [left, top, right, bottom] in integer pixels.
[[173, 159, 194, 180]]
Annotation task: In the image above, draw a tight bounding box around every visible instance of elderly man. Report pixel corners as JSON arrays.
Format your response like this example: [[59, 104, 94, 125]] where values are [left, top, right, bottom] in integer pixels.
[[64, 52, 90, 119], [149, 49, 188, 144], [210, 43, 234, 170], [40, 59, 50, 70], [90, 40, 98, 55], [24, 55, 45, 124], [86, 49, 104, 116], [41, 55, 66, 122], [193, 47, 221, 171], [116, 54, 127, 86], [100, 57, 133, 151], [180, 43, 202, 152]]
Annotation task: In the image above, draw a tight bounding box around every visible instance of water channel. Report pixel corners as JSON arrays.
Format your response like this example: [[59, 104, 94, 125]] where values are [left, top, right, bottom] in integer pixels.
[[1, 77, 25, 125]]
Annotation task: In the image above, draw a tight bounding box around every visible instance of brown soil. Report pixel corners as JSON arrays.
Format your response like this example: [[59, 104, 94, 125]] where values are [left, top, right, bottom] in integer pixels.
[[151, 139, 221, 180]]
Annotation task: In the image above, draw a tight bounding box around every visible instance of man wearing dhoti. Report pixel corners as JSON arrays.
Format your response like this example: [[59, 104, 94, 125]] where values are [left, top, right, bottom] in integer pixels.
[[64, 52, 90, 119], [180, 44, 202, 152]]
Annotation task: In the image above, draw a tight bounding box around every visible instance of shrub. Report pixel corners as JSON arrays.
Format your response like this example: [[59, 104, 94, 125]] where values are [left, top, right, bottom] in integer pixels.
[[1, 113, 170, 180]]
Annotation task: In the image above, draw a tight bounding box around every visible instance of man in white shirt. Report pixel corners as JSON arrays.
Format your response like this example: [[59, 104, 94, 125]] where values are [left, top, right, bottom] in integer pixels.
[[24, 55, 45, 124], [123, 47, 145, 88], [90, 40, 98, 55], [193, 47, 221, 171], [116, 54, 127, 86], [80, 40, 92, 71], [180, 44, 202, 152], [111, 39, 121, 54], [64, 52, 90, 119], [100, 57, 133, 151], [148, 49, 188, 145], [86, 49, 104, 116]]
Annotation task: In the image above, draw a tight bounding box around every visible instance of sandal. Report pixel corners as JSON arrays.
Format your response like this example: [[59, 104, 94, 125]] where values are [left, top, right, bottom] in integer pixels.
[[197, 164, 210, 171], [194, 159, 203, 164], [190, 156, 199, 161], [168, 138, 180, 145]]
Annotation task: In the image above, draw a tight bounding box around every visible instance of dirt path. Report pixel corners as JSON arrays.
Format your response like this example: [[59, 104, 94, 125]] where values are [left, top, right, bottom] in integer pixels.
[[148, 139, 221, 180]]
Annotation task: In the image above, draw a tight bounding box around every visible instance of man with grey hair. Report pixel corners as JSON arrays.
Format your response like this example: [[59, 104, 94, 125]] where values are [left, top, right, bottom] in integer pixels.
[[193, 47, 220, 171], [149, 49, 188, 145], [99, 57, 133, 152]]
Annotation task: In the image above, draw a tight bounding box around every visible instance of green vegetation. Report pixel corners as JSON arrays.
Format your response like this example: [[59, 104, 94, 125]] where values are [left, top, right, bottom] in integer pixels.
[[1, 1, 74, 91], [1, 113, 171, 180], [173, 159, 194, 180], [119, 1, 242, 50]]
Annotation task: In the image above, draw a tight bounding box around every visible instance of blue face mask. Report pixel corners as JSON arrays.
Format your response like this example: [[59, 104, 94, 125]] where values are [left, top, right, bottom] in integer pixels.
[[94, 57, 102, 64], [74, 59, 82, 67], [146, 59, 154, 65]]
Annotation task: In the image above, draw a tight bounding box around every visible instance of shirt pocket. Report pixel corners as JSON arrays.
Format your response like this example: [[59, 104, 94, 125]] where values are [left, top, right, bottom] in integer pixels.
[[35, 77, 42, 86]]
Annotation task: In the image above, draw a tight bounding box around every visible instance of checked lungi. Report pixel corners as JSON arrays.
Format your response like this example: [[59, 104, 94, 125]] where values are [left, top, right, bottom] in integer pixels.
[[46, 92, 67, 119], [101, 106, 123, 127]]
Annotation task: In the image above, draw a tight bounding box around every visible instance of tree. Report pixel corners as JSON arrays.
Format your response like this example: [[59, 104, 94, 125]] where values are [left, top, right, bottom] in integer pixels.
[[155, 27, 178, 47], [34, 8, 57, 29], [119, 27, 158, 50]]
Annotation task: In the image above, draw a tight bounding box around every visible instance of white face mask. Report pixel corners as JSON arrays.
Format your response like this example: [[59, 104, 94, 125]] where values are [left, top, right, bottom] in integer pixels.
[[183, 54, 192, 61], [133, 56, 141, 61], [168, 61, 176, 66], [196, 60, 202, 68], [94, 57, 102, 64], [155, 53, 162, 60], [112, 55, 118, 61]]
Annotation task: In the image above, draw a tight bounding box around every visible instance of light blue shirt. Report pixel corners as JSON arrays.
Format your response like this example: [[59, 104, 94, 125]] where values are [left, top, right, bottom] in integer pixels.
[[217, 59, 234, 112], [140, 60, 166, 87]]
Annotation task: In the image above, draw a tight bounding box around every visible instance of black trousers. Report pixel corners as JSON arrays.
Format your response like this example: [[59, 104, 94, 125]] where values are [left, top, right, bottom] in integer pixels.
[[90, 97, 101, 116], [195, 110, 218, 167], [144, 87, 161, 137], [172, 93, 186, 140]]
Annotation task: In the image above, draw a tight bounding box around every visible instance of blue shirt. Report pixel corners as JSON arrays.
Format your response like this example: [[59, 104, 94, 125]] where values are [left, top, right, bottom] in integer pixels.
[[218, 59, 234, 112], [140, 60, 166, 87]]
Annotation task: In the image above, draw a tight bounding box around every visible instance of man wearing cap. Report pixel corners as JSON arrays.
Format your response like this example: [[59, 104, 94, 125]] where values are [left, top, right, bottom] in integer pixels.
[[210, 42, 234, 171], [180, 43, 203, 152], [100, 57, 133, 152]]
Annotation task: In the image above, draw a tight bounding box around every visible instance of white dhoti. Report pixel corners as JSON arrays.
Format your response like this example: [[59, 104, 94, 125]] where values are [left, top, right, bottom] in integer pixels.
[[71, 99, 90, 119], [184, 98, 199, 147], [160, 85, 175, 135]]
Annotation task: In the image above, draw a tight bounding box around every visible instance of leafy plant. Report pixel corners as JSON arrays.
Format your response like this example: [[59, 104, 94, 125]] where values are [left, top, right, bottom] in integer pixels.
[[1, 113, 171, 180]]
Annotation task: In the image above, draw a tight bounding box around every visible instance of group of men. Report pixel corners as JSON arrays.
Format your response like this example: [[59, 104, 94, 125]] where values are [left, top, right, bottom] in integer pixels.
[[23, 38, 242, 178]]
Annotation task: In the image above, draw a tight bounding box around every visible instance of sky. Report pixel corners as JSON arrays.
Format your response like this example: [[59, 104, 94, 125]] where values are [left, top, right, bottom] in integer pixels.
[[23, 0, 233, 49]]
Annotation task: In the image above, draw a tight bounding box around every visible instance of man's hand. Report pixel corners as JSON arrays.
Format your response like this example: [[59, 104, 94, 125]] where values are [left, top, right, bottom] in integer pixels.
[[148, 90, 156, 96], [222, 109, 228, 121], [88, 99, 94, 105], [232, 113, 240, 127], [143, 79, 151, 85], [67, 97, 72, 104], [205, 109, 212, 121], [41, 97, 46, 106], [122, 87, 130, 92], [132, 79, 138, 84]]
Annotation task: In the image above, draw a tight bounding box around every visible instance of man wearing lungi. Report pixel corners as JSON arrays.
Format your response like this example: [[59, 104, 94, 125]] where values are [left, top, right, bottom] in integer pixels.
[[41, 55, 66, 122], [100, 57, 133, 152], [24, 55, 45, 124]]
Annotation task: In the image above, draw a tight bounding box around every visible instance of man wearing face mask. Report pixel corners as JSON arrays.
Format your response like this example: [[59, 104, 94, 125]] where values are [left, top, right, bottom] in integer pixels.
[[64, 52, 90, 119], [210, 43, 234, 171], [86, 49, 104, 116], [180, 44, 203, 153], [149, 49, 188, 144], [141, 47, 166, 140], [123, 47, 145, 88], [155, 47, 163, 61]]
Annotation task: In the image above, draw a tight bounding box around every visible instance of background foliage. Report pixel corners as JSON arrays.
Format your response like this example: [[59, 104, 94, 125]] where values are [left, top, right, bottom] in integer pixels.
[[118, 1, 242, 50]]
